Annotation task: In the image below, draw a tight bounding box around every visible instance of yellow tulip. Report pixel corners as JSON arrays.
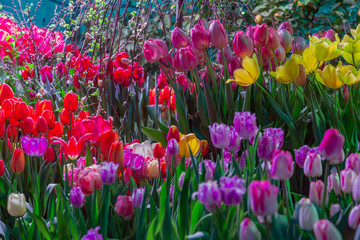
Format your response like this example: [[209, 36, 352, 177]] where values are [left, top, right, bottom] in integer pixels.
[[269, 57, 299, 84], [302, 48, 322, 73], [178, 133, 201, 158], [315, 64, 344, 89], [336, 64, 359, 85], [339, 34, 360, 66], [226, 54, 260, 86], [350, 24, 360, 41], [309, 36, 341, 61]]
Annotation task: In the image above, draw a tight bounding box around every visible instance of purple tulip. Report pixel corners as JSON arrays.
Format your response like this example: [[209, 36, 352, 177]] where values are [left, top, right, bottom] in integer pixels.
[[346, 153, 360, 174], [233, 31, 254, 58], [233, 112, 258, 139], [253, 24, 269, 48], [304, 152, 322, 177], [278, 22, 293, 36], [248, 180, 278, 216], [227, 126, 241, 153], [70, 187, 85, 208], [219, 176, 245, 205], [257, 128, 284, 161], [313, 220, 342, 240], [166, 138, 179, 157], [21, 136, 48, 157], [209, 20, 228, 49], [132, 188, 145, 208], [171, 27, 190, 49], [191, 19, 210, 51], [327, 172, 341, 196], [179, 46, 199, 71], [143, 39, 161, 63], [208, 122, 231, 149], [82, 226, 103, 240], [100, 161, 119, 185], [294, 145, 311, 168], [291, 36, 307, 55], [124, 150, 148, 179], [270, 150, 294, 180], [178, 172, 185, 189], [240, 218, 261, 240], [319, 129, 345, 164], [216, 45, 233, 65], [340, 168, 356, 194], [309, 180, 328, 207], [199, 160, 216, 181], [192, 181, 221, 211]]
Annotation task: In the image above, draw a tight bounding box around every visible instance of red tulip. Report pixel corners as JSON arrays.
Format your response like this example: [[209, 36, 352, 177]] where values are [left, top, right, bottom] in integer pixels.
[[100, 130, 119, 160], [63, 92, 78, 112], [50, 122, 63, 138], [34, 100, 53, 118], [108, 141, 124, 167], [10, 149, 25, 174], [200, 140, 209, 156], [153, 143, 164, 159], [0, 83, 14, 106], [42, 110, 55, 129], [52, 133, 92, 160], [167, 125, 180, 142], [22, 117, 35, 135], [40, 66, 53, 84], [36, 116, 48, 133], [14, 102, 29, 121], [0, 159, 4, 176], [44, 147, 55, 163], [60, 109, 73, 126]]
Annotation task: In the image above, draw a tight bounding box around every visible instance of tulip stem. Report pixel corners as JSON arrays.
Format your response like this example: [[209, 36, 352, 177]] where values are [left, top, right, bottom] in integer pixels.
[[320, 161, 329, 218], [204, 50, 219, 95], [282, 180, 291, 222], [264, 217, 271, 240]]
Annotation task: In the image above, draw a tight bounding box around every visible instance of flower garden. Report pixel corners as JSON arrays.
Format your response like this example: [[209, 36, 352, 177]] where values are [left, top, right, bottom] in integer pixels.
[[0, 0, 360, 239]]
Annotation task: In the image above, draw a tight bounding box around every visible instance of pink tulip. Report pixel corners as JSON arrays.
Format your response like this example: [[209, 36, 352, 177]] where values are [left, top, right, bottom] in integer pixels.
[[349, 205, 360, 230], [233, 31, 254, 58], [209, 20, 228, 49], [299, 200, 319, 231], [329, 204, 342, 225], [154, 39, 168, 59], [323, 29, 337, 42], [191, 19, 210, 51], [304, 152, 322, 178], [253, 24, 269, 48], [346, 153, 360, 174], [309, 180, 328, 207], [318, 128, 345, 164], [327, 172, 341, 196], [352, 175, 360, 202], [173, 51, 186, 72], [115, 195, 134, 220], [248, 180, 278, 216], [313, 219, 342, 240], [171, 27, 190, 49], [266, 27, 281, 51], [240, 218, 261, 240], [278, 22, 293, 36], [40, 66, 53, 84], [179, 46, 199, 71], [291, 36, 307, 55], [278, 29, 293, 53], [143, 39, 161, 63], [270, 150, 294, 180], [216, 45, 233, 65], [275, 45, 286, 63], [340, 168, 356, 194]]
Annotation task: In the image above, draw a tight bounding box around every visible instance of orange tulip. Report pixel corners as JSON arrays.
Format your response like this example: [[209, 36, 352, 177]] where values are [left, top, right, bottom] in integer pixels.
[[100, 129, 119, 160], [10, 149, 25, 174], [108, 141, 124, 168]]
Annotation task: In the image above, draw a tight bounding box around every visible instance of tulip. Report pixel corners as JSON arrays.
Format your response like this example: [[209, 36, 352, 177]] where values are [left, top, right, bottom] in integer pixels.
[[336, 64, 360, 85], [100, 129, 118, 160], [329, 204, 342, 225], [302, 48, 321, 73], [291, 36, 307, 54], [310, 36, 341, 62], [294, 145, 311, 168], [78, 166, 103, 196], [270, 150, 294, 180], [132, 188, 145, 208], [340, 168, 357, 194], [353, 175, 360, 202], [22, 117, 35, 135], [50, 122, 63, 138], [266, 27, 281, 51], [200, 140, 209, 157], [216, 45, 233, 65], [208, 122, 231, 149], [240, 218, 261, 240], [7, 193, 27, 217], [44, 147, 55, 163], [315, 64, 344, 89], [233, 31, 253, 58], [193, 181, 221, 211], [199, 160, 216, 181], [0, 83, 14, 106], [52, 134, 92, 160], [108, 141, 124, 167], [82, 226, 103, 240], [270, 57, 299, 84], [173, 51, 186, 72], [142, 39, 161, 63], [278, 29, 293, 53], [209, 20, 228, 49], [14, 102, 29, 121], [191, 19, 210, 51], [318, 128, 345, 164], [248, 180, 278, 216], [179, 46, 199, 71], [295, 64, 307, 86], [253, 24, 269, 48], [60, 109, 73, 126], [0, 159, 4, 176], [323, 29, 337, 42], [70, 187, 85, 208], [166, 138, 179, 157], [226, 54, 260, 86], [178, 172, 185, 189], [304, 152, 323, 177], [21, 136, 48, 157], [148, 159, 160, 178], [63, 92, 78, 112], [219, 176, 245, 206], [10, 148, 25, 174], [299, 201, 319, 231], [115, 195, 134, 220], [36, 116, 48, 133], [349, 205, 360, 230], [154, 39, 168, 59], [42, 110, 55, 129], [178, 133, 201, 158], [167, 125, 180, 142], [313, 219, 343, 240], [233, 111, 258, 139], [56, 62, 67, 79], [225, 126, 241, 153], [40, 66, 53, 84], [257, 128, 284, 161], [153, 142, 165, 159], [278, 22, 293, 36], [309, 180, 328, 207], [124, 150, 147, 171], [100, 161, 119, 185], [275, 45, 286, 63], [328, 172, 341, 196], [171, 27, 190, 49]]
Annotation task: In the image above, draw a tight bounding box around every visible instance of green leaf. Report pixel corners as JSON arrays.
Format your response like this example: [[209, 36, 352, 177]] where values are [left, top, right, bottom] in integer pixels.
[[141, 126, 167, 146], [31, 213, 51, 240], [136, 184, 149, 240]]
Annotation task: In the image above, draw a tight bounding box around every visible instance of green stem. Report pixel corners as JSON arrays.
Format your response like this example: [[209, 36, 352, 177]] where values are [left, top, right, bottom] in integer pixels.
[[100, 185, 110, 238], [320, 161, 330, 218], [264, 217, 271, 240]]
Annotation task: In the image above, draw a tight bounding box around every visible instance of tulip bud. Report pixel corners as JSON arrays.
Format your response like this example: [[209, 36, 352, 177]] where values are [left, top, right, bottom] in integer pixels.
[[100, 129, 119, 161], [191, 19, 210, 51], [278, 22, 293, 36], [349, 205, 360, 230], [200, 140, 209, 157], [248, 180, 278, 216], [153, 143, 165, 159], [42, 110, 55, 129], [10, 148, 25, 174], [323, 29, 337, 42], [319, 128, 345, 164], [60, 109, 73, 126], [7, 193, 27, 217], [233, 31, 253, 58], [179, 46, 199, 71], [246, 25, 255, 41], [0, 83, 14, 106], [299, 201, 319, 231], [172, 51, 186, 72], [309, 180, 328, 207], [148, 159, 160, 178], [275, 45, 286, 63], [353, 175, 360, 202], [63, 92, 78, 112], [346, 153, 360, 174], [313, 220, 342, 240], [78, 167, 103, 196], [167, 125, 180, 142], [0, 159, 4, 176], [253, 24, 269, 48], [171, 27, 190, 49], [70, 187, 85, 208], [178, 172, 185, 189], [208, 122, 231, 149], [240, 218, 261, 240], [14, 102, 29, 121], [304, 152, 322, 177], [100, 161, 119, 185], [154, 39, 168, 59], [115, 195, 134, 220], [340, 168, 356, 194], [216, 45, 233, 65], [294, 64, 307, 86], [266, 27, 281, 51], [270, 150, 294, 180], [22, 117, 35, 135], [143, 39, 161, 63], [44, 147, 55, 163], [328, 172, 341, 196], [193, 181, 221, 211], [166, 139, 179, 157], [108, 141, 124, 168], [330, 204, 342, 225], [209, 20, 228, 49], [291, 36, 307, 55], [278, 29, 293, 53], [132, 188, 145, 208]]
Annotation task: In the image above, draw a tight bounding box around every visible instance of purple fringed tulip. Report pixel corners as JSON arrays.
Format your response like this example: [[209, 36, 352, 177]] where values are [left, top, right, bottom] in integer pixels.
[[248, 180, 278, 216], [291, 36, 307, 55], [253, 24, 269, 48], [193, 181, 221, 211], [270, 150, 294, 180], [209, 20, 228, 49], [191, 19, 210, 51], [323, 29, 337, 42], [266, 27, 281, 51], [132, 188, 145, 208], [327, 172, 341, 196], [346, 153, 360, 174], [82, 226, 103, 240], [340, 168, 356, 194], [123, 150, 148, 179], [208, 122, 231, 149], [240, 218, 261, 240], [233, 112, 258, 139], [318, 128, 345, 164], [179, 46, 199, 71], [100, 161, 119, 185], [294, 145, 311, 168], [70, 187, 85, 208], [227, 126, 241, 153], [349, 205, 360, 230], [216, 45, 233, 65], [166, 138, 179, 157], [278, 22, 293, 36], [154, 39, 168, 59], [313, 220, 342, 240], [21, 136, 48, 157], [353, 175, 360, 202], [171, 27, 190, 49], [299, 200, 319, 231], [304, 152, 322, 178], [257, 128, 284, 161], [309, 180, 328, 207], [233, 31, 254, 58], [199, 160, 216, 181], [143, 39, 161, 63], [278, 29, 293, 53], [219, 176, 246, 206]]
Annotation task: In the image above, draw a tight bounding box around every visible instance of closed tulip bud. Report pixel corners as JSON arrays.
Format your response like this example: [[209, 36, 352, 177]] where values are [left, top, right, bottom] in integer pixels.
[[22, 117, 35, 135], [179, 46, 199, 71], [261, 47, 274, 60], [108, 141, 124, 168], [340, 168, 356, 194], [154, 39, 168, 59], [313, 220, 342, 240], [266, 27, 281, 51], [209, 20, 228, 49], [0, 83, 14, 106], [167, 125, 180, 142], [319, 128, 344, 164], [278, 22, 293, 36], [253, 24, 269, 48], [246, 25, 255, 41], [299, 201, 319, 231], [171, 27, 190, 49], [42, 110, 55, 129], [7, 193, 27, 217], [200, 140, 209, 156], [216, 45, 233, 65], [349, 205, 360, 230], [44, 147, 55, 163], [100, 129, 119, 161], [353, 175, 360, 202], [153, 143, 165, 159], [70, 187, 85, 208], [248, 180, 278, 216], [178, 172, 185, 189], [233, 31, 254, 58], [115, 195, 134, 220], [304, 152, 322, 177], [270, 150, 294, 180], [166, 138, 179, 157], [14, 102, 29, 121], [240, 218, 261, 240], [63, 92, 78, 112], [0, 159, 4, 176], [346, 153, 360, 174], [172, 51, 186, 72], [132, 188, 145, 208], [208, 122, 231, 149], [10, 148, 25, 174], [143, 39, 161, 63], [60, 109, 73, 126], [278, 29, 293, 53], [328, 172, 341, 195], [309, 180, 328, 207], [36, 116, 48, 133], [191, 19, 210, 51], [295, 64, 307, 86], [323, 29, 337, 42], [275, 45, 286, 63], [148, 159, 160, 178], [291, 36, 307, 55]]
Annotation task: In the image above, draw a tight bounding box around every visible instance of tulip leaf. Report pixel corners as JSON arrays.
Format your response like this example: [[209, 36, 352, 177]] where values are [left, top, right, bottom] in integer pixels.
[[141, 126, 167, 146], [31, 213, 51, 240], [136, 184, 149, 240], [178, 162, 191, 239], [186, 231, 210, 240], [173, 87, 190, 133]]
